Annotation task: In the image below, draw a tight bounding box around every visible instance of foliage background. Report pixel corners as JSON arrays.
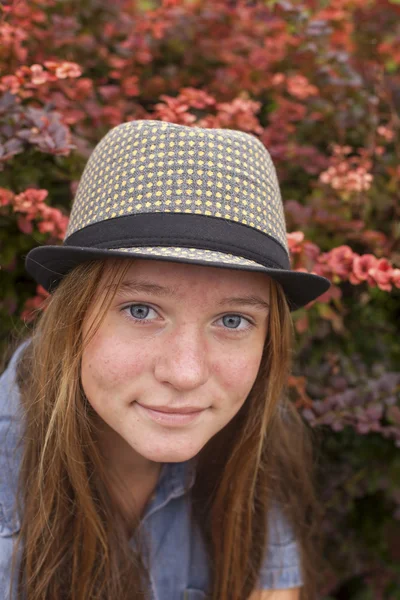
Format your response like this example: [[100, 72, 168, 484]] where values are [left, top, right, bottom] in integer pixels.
[[1, 0, 400, 597]]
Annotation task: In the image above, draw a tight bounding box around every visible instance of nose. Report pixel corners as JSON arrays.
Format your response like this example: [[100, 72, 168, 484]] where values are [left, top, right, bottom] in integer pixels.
[[154, 324, 210, 391]]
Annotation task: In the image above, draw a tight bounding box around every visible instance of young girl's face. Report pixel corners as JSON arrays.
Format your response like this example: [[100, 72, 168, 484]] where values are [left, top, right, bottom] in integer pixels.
[[81, 259, 270, 465]]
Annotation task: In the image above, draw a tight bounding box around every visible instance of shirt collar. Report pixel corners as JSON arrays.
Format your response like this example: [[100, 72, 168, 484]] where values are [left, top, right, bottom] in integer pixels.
[[157, 458, 197, 496], [140, 458, 197, 524]]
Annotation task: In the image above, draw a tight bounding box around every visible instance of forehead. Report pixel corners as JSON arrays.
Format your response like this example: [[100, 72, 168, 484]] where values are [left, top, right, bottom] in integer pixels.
[[99, 259, 270, 300], [106, 258, 271, 298]]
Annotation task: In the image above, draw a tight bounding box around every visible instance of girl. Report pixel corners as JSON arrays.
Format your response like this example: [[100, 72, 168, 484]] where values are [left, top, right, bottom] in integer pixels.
[[0, 119, 330, 600]]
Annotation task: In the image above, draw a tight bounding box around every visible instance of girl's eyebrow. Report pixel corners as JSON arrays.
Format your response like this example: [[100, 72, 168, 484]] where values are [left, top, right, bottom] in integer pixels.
[[114, 279, 270, 310], [217, 296, 270, 311], [115, 279, 175, 296]]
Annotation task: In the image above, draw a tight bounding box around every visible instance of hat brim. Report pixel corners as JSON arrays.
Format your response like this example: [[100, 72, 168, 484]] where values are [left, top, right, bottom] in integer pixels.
[[25, 244, 331, 311]]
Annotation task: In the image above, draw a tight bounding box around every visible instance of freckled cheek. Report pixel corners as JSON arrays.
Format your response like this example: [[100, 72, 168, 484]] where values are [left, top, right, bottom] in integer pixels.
[[81, 336, 151, 392], [216, 351, 262, 400]]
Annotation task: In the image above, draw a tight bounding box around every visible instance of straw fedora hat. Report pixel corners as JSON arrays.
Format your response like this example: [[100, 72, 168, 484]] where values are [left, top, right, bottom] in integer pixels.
[[25, 119, 330, 310]]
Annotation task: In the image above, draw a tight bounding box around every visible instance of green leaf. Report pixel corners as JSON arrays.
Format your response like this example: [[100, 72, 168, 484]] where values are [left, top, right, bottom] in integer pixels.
[[385, 59, 399, 73]]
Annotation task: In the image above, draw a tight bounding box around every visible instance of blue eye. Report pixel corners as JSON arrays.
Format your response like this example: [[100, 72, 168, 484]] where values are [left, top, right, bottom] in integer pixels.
[[222, 315, 245, 329], [129, 304, 154, 320]]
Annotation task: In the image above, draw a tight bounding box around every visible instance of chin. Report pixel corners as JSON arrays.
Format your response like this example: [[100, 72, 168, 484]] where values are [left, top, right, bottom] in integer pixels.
[[141, 443, 203, 464]]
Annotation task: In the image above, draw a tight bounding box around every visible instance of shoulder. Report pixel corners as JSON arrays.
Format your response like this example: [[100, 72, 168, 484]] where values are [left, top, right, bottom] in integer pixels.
[[0, 532, 18, 600], [257, 501, 304, 590], [0, 340, 30, 420], [267, 500, 296, 546], [0, 342, 27, 540]]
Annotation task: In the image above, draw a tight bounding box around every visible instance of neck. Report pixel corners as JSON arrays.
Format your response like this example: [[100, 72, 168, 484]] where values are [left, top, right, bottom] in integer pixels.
[[92, 415, 162, 525], [93, 413, 161, 477]]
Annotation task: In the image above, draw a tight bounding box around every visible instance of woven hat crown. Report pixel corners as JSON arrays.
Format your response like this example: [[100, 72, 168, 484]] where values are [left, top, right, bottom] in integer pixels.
[[66, 119, 289, 257]]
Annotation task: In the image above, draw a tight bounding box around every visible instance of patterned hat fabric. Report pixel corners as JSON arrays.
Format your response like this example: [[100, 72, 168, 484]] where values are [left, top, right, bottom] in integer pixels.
[[25, 119, 330, 310]]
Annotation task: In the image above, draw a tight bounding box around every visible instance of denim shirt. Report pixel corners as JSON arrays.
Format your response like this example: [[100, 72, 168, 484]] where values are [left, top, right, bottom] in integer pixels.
[[0, 344, 303, 600]]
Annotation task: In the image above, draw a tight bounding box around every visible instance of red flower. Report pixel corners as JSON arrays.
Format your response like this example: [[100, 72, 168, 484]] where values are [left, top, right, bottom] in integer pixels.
[[180, 88, 216, 110], [55, 61, 82, 79], [312, 262, 331, 278], [17, 216, 33, 234], [349, 254, 377, 285], [122, 75, 140, 97], [215, 97, 263, 134], [287, 231, 304, 253], [38, 206, 69, 239], [368, 258, 393, 292], [13, 188, 48, 220], [0, 188, 14, 207], [303, 241, 321, 261], [30, 64, 49, 85], [286, 74, 318, 100], [327, 245, 355, 279], [392, 269, 400, 289]]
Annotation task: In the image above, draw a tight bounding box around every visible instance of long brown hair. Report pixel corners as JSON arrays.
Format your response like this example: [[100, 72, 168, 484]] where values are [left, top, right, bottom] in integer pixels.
[[8, 258, 323, 599]]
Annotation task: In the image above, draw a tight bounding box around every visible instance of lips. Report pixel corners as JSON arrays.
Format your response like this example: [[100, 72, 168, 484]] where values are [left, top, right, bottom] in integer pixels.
[[135, 402, 207, 427], [137, 404, 206, 414]]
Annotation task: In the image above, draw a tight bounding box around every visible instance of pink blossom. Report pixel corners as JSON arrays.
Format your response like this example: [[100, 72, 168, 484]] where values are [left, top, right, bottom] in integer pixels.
[[101, 106, 125, 127], [0, 188, 14, 207], [153, 94, 199, 125], [17, 216, 33, 234], [333, 144, 352, 156], [180, 87, 216, 110], [327, 245, 355, 278], [122, 75, 140, 97], [391, 269, 400, 289], [74, 77, 94, 99], [271, 73, 285, 86], [320, 163, 373, 192], [302, 241, 321, 261], [319, 146, 374, 193], [0, 75, 21, 94], [287, 231, 304, 253], [38, 206, 69, 239], [286, 74, 318, 100], [11, 188, 68, 239], [311, 261, 331, 278], [54, 61, 82, 79], [30, 64, 49, 85], [37, 220, 55, 234], [13, 189, 48, 219], [377, 125, 394, 142], [215, 97, 263, 134], [368, 258, 393, 291], [349, 254, 377, 284]]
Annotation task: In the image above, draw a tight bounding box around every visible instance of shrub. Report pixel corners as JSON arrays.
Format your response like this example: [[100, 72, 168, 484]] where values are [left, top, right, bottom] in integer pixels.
[[1, 0, 400, 597]]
